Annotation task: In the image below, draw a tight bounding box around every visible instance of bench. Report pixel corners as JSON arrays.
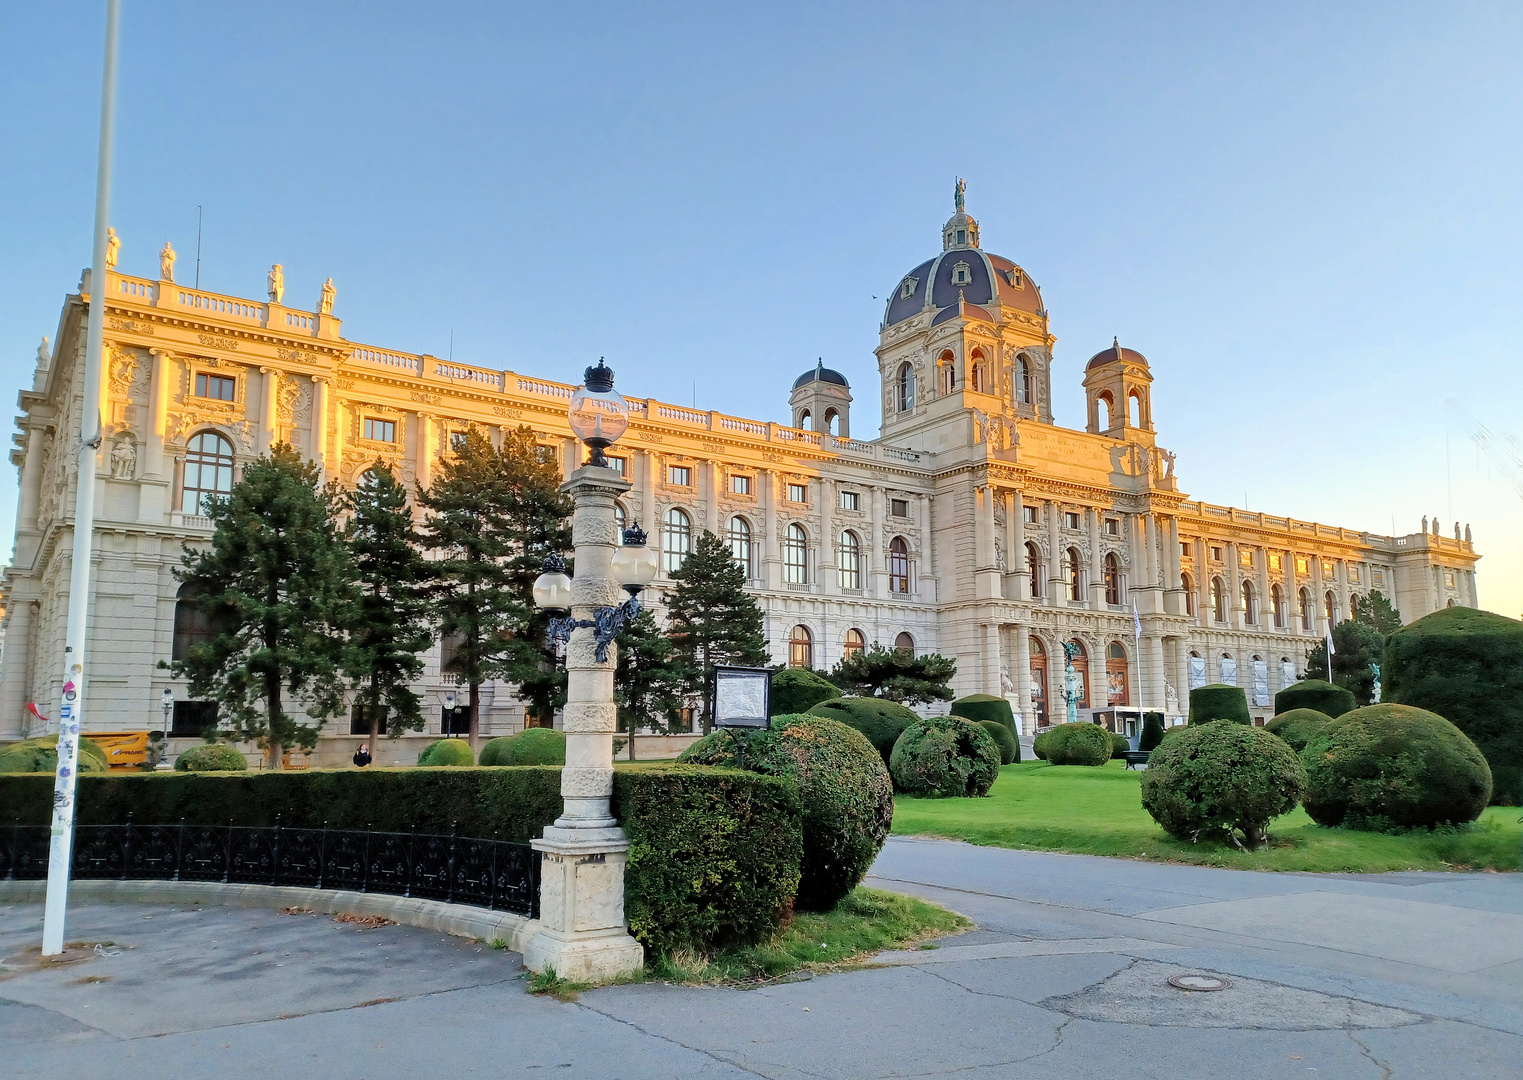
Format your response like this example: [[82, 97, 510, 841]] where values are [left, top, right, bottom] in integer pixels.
[[1123, 750, 1152, 770]]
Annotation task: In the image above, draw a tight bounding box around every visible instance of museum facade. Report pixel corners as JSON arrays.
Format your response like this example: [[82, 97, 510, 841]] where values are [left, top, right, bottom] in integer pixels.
[[0, 194, 1482, 754]]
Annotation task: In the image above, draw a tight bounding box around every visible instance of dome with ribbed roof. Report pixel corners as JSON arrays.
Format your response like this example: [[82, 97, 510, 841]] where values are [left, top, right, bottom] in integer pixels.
[[792, 359, 849, 391], [1086, 338, 1149, 371]]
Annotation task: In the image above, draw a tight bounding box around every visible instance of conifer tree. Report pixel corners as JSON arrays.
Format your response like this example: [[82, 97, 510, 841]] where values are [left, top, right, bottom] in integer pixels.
[[169, 444, 355, 769], [1353, 589, 1403, 636], [830, 642, 957, 705], [664, 529, 768, 731], [344, 462, 434, 749], [613, 606, 690, 758]]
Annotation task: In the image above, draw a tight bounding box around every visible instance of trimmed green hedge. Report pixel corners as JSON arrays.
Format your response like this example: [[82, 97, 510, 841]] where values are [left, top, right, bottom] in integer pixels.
[[1301, 704, 1493, 830], [417, 739, 475, 767], [1189, 684, 1251, 725], [949, 694, 1016, 738], [770, 668, 842, 716], [1265, 708, 1333, 754], [613, 765, 802, 957], [174, 744, 248, 772], [805, 697, 919, 768], [978, 719, 1019, 765], [0, 736, 108, 774], [1032, 728, 1050, 760], [890, 716, 1002, 797], [1109, 731, 1131, 759], [1139, 713, 1166, 752], [1274, 680, 1356, 720], [680, 715, 892, 911], [1040, 722, 1112, 766], [1384, 607, 1523, 805], [1141, 721, 1306, 849], [479, 729, 565, 766]]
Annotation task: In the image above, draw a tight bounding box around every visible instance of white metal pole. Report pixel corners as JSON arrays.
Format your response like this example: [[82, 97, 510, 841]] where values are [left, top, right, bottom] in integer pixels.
[[42, 0, 119, 957]]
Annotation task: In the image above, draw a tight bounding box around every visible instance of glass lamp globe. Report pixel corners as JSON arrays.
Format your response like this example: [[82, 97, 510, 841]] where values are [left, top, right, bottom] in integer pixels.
[[568, 359, 629, 466], [532, 553, 573, 613], [611, 523, 659, 596]]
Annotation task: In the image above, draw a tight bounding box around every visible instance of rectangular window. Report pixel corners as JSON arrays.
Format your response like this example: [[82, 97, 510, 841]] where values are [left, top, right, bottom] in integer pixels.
[[787, 482, 808, 503], [891, 498, 909, 517], [1064, 511, 1081, 530], [839, 490, 860, 511], [729, 474, 752, 496], [363, 417, 396, 443], [1349, 565, 1361, 583], [194, 373, 237, 402], [448, 430, 468, 452], [1210, 546, 1223, 561], [1445, 570, 1456, 588], [668, 465, 692, 487], [1240, 548, 1254, 568], [1023, 505, 1039, 525], [1268, 554, 1282, 571], [1373, 569, 1385, 586], [171, 700, 218, 736], [1296, 556, 1309, 575], [1105, 518, 1119, 536], [604, 455, 626, 475], [1181, 541, 1191, 559], [1322, 560, 1336, 578]]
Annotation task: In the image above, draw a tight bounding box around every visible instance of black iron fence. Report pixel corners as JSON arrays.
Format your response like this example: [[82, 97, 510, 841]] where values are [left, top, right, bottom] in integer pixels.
[[0, 819, 539, 918]]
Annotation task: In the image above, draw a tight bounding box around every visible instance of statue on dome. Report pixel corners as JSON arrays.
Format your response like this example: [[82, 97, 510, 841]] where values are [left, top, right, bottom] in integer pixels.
[[159, 241, 176, 282], [954, 177, 966, 213], [105, 228, 120, 270]]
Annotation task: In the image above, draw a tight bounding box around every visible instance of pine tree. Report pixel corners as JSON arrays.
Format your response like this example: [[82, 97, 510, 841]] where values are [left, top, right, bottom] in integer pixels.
[[1305, 619, 1386, 704], [169, 444, 354, 769], [830, 642, 957, 705], [1353, 589, 1403, 635], [344, 462, 434, 750], [417, 427, 570, 749], [613, 606, 690, 758], [664, 529, 768, 732]]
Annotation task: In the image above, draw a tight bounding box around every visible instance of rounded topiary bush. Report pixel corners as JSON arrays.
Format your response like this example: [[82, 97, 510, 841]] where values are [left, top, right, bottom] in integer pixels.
[[770, 668, 841, 716], [479, 728, 565, 766], [1384, 607, 1523, 805], [1108, 732, 1130, 759], [1032, 728, 1051, 760], [1040, 722, 1113, 766], [1301, 704, 1492, 830], [1265, 708, 1333, 754], [1188, 684, 1251, 725], [681, 714, 892, 911], [417, 738, 475, 767], [1141, 722, 1306, 848], [0, 736, 108, 774], [949, 694, 1016, 738], [977, 719, 1019, 765], [890, 716, 1001, 797], [805, 696, 919, 767], [173, 743, 248, 772], [1139, 712, 1166, 752], [1274, 680, 1356, 720]]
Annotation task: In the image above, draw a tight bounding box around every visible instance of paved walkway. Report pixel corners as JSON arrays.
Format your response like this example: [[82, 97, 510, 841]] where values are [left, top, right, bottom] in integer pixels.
[[2, 837, 1520, 1078]]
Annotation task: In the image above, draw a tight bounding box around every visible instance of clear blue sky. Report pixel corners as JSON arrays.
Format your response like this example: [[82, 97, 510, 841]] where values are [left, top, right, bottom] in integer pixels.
[[3, 2, 1521, 618]]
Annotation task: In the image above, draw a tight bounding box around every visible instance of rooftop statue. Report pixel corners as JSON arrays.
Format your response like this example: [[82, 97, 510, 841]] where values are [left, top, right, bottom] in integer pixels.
[[267, 263, 284, 304], [105, 228, 119, 270], [159, 241, 176, 282], [954, 177, 966, 213], [318, 277, 336, 316]]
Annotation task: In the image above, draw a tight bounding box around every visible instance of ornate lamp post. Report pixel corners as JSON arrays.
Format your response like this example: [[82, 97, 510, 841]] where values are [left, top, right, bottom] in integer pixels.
[[157, 688, 173, 771], [522, 360, 647, 982]]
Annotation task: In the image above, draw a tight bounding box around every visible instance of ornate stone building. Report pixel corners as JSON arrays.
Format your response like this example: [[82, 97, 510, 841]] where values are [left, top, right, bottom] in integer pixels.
[[0, 193, 1482, 755]]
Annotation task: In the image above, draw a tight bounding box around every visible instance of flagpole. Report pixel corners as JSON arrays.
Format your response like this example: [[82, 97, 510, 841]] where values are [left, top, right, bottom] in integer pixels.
[[42, 0, 119, 957]]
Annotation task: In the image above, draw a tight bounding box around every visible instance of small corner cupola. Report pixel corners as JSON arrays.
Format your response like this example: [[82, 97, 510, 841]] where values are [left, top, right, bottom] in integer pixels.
[[1083, 337, 1155, 437], [942, 177, 980, 251], [789, 358, 852, 437]]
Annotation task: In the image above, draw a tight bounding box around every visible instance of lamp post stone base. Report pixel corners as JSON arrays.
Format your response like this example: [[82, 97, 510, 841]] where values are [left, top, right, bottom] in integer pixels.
[[522, 829, 644, 983]]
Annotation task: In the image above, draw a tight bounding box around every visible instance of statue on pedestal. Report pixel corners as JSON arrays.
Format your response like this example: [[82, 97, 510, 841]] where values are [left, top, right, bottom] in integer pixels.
[[318, 277, 336, 315], [1370, 663, 1381, 704], [1164, 679, 1179, 716], [267, 264, 284, 304], [1061, 641, 1082, 725], [105, 228, 120, 270], [109, 436, 136, 480], [159, 241, 176, 282]]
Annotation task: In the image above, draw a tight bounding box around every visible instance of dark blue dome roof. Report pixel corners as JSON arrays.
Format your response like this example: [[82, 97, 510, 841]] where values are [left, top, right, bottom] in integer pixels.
[[793, 360, 849, 390]]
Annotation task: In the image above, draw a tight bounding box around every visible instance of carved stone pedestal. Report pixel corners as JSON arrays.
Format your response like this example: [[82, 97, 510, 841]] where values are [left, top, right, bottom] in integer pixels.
[[523, 826, 644, 983]]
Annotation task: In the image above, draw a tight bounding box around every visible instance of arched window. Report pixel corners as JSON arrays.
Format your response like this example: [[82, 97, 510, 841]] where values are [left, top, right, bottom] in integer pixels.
[[897, 363, 915, 411], [1029, 636, 1047, 726], [662, 507, 691, 573], [789, 625, 813, 668], [1128, 389, 1142, 427], [783, 523, 808, 584], [1066, 547, 1082, 601], [823, 408, 839, 435], [1104, 552, 1120, 605], [1096, 391, 1113, 430], [1211, 577, 1227, 623], [1299, 587, 1312, 630], [727, 516, 752, 577], [888, 536, 910, 594], [894, 631, 915, 655], [1325, 590, 1336, 624], [1106, 641, 1129, 706], [1016, 356, 1032, 404], [1242, 580, 1256, 625], [843, 628, 866, 661], [1026, 541, 1042, 599], [969, 350, 986, 393], [938, 351, 956, 395], [798, 409, 811, 430], [356, 467, 379, 489], [1271, 583, 1285, 628], [614, 502, 627, 533], [1182, 571, 1195, 616], [181, 431, 235, 514], [171, 583, 213, 662], [838, 530, 862, 589], [1067, 639, 1089, 709]]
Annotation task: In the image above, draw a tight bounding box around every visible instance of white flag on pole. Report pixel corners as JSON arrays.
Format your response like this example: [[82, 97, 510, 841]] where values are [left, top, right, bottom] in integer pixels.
[[1325, 626, 1336, 679], [1132, 598, 1142, 643]]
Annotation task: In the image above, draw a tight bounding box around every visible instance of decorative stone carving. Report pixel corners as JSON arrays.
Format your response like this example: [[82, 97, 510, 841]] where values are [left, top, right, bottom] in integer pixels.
[[109, 434, 136, 480], [318, 277, 336, 315], [107, 345, 137, 397], [267, 264, 284, 304], [159, 241, 176, 282], [559, 766, 614, 798], [105, 228, 120, 270]]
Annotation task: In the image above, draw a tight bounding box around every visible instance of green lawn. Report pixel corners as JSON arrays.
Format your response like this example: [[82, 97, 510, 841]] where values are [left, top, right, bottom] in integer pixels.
[[891, 760, 1522, 873]]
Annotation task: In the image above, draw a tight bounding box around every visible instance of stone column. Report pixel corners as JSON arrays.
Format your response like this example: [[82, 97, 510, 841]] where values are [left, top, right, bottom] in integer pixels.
[[982, 623, 1001, 697], [0, 599, 32, 741], [259, 368, 279, 453], [1166, 516, 1182, 590], [819, 477, 836, 595], [144, 349, 172, 481], [703, 460, 719, 542], [1285, 549, 1298, 633], [1144, 512, 1159, 590], [1047, 501, 1064, 605], [1256, 547, 1270, 630], [1013, 626, 1032, 735], [1087, 507, 1105, 609], [1226, 542, 1242, 630], [639, 449, 656, 532], [1334, 559, 1349, 623], [1311, 556, 1326, 634], [1147, 635, 1166, 713], [761, 470, 781, 589], [1088, 646, 1106, 713], [868, 485, 885, 598], [1195, 538, 1210, 625], [310, 376, 330, 478], [976, 487, 1002, 599], [415, 413, 435, 490], [15, 424, 44, 530], [525, 464, 644, 982], [1010, 491, 1027, 601]]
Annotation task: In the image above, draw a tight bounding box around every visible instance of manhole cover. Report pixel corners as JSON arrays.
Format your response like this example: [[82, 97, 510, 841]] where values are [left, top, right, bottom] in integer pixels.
[[1168, 974, 1230, 992]]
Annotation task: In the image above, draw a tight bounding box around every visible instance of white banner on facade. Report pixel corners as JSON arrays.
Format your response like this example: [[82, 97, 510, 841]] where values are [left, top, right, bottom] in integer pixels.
[[1220, 658, 1238, 686], [1280, 660, 1297, 689], [1188, 655, 1207, 690], [1252, 660, 1270, 707]]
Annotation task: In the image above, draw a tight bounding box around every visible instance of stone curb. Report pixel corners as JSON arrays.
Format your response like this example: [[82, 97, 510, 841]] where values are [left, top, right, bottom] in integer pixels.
[[0, 879, 539, 952]]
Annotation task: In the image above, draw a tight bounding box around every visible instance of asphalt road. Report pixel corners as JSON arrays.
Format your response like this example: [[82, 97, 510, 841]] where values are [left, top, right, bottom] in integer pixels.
[[2, 836, 1519, 1079]]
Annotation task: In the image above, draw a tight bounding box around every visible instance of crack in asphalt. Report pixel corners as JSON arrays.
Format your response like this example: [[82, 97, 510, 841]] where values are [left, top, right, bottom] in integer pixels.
[[569, 1000, 788, 1079], [1347, 1029, 1395, 1080]]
